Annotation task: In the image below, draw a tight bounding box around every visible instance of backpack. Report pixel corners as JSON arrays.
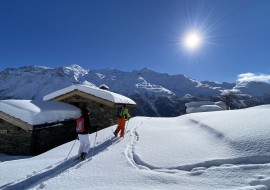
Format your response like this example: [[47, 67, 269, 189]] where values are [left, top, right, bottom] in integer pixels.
[[76, 117, 85, 133], [116, 107, 124, 119]]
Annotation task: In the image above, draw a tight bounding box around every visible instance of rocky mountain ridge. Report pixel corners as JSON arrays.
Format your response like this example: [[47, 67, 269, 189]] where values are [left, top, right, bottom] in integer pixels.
[[1, 64, 270, 117]]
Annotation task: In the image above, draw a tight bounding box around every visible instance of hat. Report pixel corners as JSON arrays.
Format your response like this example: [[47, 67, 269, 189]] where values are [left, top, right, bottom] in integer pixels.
[[82, 108, 90, 114]]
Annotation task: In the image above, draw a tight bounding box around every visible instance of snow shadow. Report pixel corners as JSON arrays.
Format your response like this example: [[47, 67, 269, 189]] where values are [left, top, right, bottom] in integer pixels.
[[0, 136, 122, 190], [0, 154, 33, 163], [170, 156, 270, 172], [132, 150, 270, 172], [190, 119, 225, 139], [249, 176, 270, 189]]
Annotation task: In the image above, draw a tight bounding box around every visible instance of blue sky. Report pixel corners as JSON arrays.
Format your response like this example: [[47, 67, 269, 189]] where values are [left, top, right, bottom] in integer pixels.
[[0, 0, 270, 83]]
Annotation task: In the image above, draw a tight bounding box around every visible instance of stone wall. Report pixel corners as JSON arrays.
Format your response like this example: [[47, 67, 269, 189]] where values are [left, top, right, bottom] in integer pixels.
[[62, 96, 133, 131], [0, 120, 32, 155], [31, 122, 77, 155], [0, 119, 77, 156]]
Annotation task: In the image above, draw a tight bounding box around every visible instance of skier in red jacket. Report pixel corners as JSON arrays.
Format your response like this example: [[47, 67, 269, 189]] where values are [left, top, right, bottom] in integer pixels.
[[77, 107, 96, 161]]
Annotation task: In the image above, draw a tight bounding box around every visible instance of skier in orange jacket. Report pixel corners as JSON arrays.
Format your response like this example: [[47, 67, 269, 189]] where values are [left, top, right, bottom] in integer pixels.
[[114, 104, 130, 138]]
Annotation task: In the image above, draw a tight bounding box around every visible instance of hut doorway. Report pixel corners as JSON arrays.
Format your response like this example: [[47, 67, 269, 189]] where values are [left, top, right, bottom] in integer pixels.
[[70, 102, 87, 110]]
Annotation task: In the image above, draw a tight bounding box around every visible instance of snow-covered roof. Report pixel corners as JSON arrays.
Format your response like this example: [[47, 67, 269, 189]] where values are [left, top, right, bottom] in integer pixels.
[[185, 101, 227, 114], [43, 84, 136, 105], [0, 100, 81, 126]]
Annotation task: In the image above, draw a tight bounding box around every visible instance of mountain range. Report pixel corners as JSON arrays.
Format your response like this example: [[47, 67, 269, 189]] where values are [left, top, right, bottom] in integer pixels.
[[1, 64, 270, 117]]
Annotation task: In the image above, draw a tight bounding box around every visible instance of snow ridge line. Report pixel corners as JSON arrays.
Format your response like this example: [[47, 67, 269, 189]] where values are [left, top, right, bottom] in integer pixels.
[[0, 135, 122, 190], [133, 154, 270, 172]]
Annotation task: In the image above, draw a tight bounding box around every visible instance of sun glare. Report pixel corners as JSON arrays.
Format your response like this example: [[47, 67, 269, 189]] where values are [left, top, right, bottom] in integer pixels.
[[186, 34, 200, 48]]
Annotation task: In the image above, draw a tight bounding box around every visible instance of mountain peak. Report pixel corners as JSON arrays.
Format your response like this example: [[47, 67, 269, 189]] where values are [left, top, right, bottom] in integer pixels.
[[65, 64, 86, 70], [141, 67, 149, 71], [140, 67, 154, 72], [62, 64, 88, 75]]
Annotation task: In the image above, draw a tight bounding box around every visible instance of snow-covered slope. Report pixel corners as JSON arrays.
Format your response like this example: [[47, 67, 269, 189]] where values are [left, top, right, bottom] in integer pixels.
[[232, 81, 270, 97], [1, 105, 270, 190], [0, 65, 93, 100]]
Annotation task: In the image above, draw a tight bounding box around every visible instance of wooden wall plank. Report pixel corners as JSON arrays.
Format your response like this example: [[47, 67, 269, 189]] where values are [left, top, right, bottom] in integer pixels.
[[0, 111, 33, 131]]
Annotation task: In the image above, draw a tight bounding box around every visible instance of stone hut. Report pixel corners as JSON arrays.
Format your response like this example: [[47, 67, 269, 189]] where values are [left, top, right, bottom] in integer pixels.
[[0, 85, 136, 156], [185, 101, 227, 114], [43, 84, 136, 131], [0, 100, 81, 155]]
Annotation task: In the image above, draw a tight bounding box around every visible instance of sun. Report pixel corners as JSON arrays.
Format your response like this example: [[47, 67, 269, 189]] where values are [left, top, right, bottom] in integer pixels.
[[185, 34, 201, 48]]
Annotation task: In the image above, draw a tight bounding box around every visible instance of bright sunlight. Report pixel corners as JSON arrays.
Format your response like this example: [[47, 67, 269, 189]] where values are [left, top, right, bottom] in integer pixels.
[[185, 34, 200, 48]]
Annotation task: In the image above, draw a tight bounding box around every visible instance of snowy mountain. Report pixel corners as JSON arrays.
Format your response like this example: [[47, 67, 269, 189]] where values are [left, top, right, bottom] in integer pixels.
[[1, 105, 270, 189], [1, 64, 270, 116]]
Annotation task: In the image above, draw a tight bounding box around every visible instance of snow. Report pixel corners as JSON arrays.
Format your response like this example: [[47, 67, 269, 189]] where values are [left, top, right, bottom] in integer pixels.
[[43, 84, 136, 105], [186, 101, 227, 114], [1, 105, 270, 189], [0, 100, 81, 125]]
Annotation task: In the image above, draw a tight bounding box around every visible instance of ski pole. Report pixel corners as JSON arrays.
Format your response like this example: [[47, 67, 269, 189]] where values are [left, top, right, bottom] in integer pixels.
[[67, 139, 77, 158], [125, 119, 130, 135], [91, 128, 99, 158]]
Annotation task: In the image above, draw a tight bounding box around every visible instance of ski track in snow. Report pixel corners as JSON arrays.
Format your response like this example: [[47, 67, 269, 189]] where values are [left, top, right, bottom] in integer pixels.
[[0, 135, 123, 190], [125, 117, 270, 179], [3, 118, 270, 190]]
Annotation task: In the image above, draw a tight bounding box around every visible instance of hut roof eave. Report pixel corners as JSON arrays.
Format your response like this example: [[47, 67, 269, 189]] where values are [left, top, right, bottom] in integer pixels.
[[48, 90, 136, 108], [43, 84, 136, 107], [0, 111, 33, 131]]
